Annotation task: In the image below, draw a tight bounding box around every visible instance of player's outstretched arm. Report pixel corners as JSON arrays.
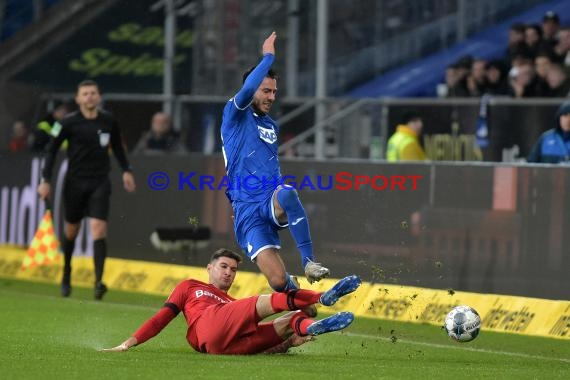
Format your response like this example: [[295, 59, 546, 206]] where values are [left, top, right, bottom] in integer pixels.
[[101, 306, 178, 352]]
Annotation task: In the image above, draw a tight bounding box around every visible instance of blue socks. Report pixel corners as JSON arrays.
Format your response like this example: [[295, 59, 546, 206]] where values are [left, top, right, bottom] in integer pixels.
[[276, 187, 314, 267]]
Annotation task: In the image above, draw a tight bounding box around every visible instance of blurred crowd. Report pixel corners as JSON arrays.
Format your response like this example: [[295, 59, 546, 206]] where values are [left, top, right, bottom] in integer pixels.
[[6, 103, 186, 156], [6, 11, 570, 156], [442, 11, 570, 98], [6, 102, 70, 154]]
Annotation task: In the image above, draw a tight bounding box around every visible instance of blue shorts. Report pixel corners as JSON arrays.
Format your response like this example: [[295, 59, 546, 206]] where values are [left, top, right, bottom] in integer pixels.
[[232, 192, 288, 261]]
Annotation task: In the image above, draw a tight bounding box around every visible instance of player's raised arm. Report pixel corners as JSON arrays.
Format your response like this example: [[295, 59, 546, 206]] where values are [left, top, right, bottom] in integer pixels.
[[233, 31, 277, 109], [262, 31, 276, 56]]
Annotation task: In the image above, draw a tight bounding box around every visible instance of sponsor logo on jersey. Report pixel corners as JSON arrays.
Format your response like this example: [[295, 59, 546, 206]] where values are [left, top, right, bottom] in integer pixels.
[[195, 289, 229, 303], [258, 125, 277, 144]]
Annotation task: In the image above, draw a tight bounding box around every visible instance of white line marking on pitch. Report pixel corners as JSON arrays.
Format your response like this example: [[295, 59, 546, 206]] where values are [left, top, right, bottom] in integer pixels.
[[345, 332, 570, 363]]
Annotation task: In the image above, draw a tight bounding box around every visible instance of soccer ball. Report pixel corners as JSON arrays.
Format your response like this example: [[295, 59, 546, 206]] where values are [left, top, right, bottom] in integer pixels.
[[443, 305, 481, 342]]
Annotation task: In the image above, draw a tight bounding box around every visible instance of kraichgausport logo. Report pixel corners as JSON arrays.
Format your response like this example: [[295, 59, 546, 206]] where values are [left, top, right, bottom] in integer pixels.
[[147, 171, 422, 191]]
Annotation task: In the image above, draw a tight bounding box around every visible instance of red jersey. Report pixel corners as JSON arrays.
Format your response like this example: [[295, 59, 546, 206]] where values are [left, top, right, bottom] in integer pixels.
[[132, 279, 282, 354], [167, 279, 236, 327], [133, 279, 236, 350]]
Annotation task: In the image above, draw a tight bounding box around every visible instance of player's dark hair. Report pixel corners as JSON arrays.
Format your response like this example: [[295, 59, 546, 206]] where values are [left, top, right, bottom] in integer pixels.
[[402, 111, 422, 125], [242, 67, 277, 83], [210, 248, 243, 264], [77, 79, 100, 92]]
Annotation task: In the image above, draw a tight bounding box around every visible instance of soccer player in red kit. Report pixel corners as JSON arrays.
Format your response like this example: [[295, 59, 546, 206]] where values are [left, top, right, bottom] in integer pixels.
[[103, 248, 361, 355]]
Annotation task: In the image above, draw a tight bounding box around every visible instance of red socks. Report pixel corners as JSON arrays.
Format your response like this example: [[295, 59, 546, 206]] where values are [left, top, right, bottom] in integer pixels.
[[270, 289, 321, 312], [290, 312, 314, 336]]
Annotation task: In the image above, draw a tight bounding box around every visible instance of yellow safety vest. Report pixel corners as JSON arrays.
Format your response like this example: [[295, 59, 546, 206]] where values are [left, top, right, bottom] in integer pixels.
[[37, 120, 68, 149], [386, 125, 426, 161]]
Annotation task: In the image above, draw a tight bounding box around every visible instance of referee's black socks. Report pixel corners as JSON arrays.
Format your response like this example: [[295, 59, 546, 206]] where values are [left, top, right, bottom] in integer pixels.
[[62, 237, 75, 285], [93, 238, 107, 284]]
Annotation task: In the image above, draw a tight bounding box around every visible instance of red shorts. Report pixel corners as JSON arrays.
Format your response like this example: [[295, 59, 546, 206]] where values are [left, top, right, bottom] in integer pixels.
[[192, 296, 284, 354]]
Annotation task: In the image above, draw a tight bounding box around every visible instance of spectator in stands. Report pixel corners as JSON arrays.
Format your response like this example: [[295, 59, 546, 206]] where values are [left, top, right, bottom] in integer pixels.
[[509, 60, 538, 97], [280, 132, 298, 158], [484, 60, 510, 95], [443, 64, 461, 97], [30, 102, 70, 152], [545, 63, 570, 97], [506, 23, 530, 64], [133, 112, 186, 155], [8, 120, 29, 152], [508, 47, 533, 71], [534, 52, 554, 96], [524, 24, 550, 60], [386, 112, 427, 161], [467, 59, 488, 97], [445, 59, 470, 97], [552, 27, 570, 66], [542, 11, 560, 49], [527, 102, 570, 163]]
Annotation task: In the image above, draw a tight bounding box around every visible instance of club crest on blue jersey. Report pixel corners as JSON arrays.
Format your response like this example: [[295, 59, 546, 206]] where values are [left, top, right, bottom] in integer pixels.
[[258, 125, 277, 144]]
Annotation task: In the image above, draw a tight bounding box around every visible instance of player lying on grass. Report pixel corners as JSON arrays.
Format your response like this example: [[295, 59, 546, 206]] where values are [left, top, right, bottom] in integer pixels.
[[102, 248, 361, 354]]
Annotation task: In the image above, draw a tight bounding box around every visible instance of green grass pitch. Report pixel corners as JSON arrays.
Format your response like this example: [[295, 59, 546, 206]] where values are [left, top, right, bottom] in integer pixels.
[[1, 278, 568, 380]]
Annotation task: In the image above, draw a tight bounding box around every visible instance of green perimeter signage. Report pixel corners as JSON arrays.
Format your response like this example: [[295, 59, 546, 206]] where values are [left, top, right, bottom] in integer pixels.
[[15, 0, 194, 93]]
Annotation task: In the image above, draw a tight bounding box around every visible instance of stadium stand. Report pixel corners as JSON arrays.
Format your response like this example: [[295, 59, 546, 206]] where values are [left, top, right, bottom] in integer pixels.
[[0, 0, 61, 41], [347, 0, 570, 97]]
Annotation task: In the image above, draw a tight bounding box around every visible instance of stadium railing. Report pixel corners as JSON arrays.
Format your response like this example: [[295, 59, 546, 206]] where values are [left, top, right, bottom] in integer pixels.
[[37, 93, 566, 163]]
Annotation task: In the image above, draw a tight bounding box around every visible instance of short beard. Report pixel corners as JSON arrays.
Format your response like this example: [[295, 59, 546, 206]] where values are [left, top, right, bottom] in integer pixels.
[[252, 103, 266, 116]]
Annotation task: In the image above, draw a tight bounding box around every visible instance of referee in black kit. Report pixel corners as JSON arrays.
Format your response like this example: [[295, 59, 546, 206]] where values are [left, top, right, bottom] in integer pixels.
[[37, 80, 136, 300]]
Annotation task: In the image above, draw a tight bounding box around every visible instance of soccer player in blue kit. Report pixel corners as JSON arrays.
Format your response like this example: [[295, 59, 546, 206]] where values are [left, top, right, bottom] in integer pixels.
[[220, 31, 330, 294]]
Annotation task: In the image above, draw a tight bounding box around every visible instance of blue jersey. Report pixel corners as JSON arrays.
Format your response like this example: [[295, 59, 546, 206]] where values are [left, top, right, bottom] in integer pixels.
[[527, 128, 570, 163], [221, 54, 282, 203]]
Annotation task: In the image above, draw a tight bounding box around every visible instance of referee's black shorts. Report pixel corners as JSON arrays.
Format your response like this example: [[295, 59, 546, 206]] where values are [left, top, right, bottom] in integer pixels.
[[63, 176, 111, 223]]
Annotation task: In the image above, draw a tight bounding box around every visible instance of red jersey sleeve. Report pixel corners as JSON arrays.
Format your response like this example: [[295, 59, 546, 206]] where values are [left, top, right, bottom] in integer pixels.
[[132, 307, 177, 345], [132, 281, 190, 345]]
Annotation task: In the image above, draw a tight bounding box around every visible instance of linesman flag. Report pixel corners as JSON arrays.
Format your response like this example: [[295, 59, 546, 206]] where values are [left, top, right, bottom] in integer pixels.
[[21, 210, 61, 270]]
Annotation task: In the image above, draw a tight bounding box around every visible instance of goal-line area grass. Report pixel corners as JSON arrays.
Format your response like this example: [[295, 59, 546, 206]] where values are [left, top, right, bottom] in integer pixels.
[[1, 278, 568, 380]]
